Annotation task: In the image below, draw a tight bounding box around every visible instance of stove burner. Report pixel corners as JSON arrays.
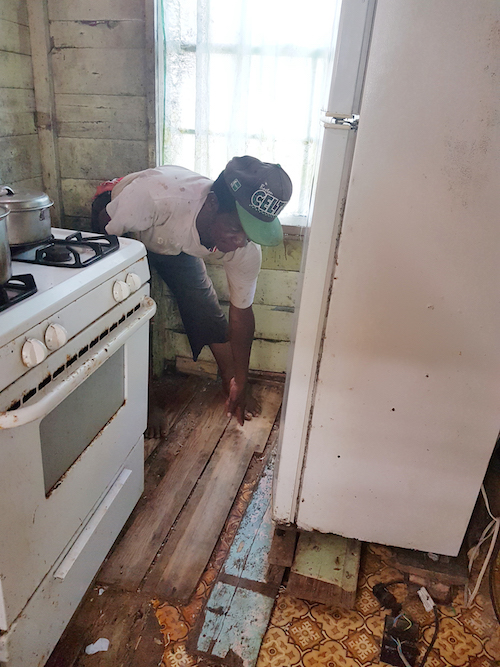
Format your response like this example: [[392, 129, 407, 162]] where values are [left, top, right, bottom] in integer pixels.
[[11, 233, 120, 268], [0, 274, 37, 312], [40, 244, 72, 263]]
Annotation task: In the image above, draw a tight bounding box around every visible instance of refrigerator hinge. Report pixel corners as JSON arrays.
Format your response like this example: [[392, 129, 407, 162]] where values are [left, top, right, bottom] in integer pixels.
[[322, 115, 359, 130]]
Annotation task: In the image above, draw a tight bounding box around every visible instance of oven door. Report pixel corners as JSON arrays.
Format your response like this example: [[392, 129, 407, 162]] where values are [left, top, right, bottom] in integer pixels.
[[0, 292, 155, 630]]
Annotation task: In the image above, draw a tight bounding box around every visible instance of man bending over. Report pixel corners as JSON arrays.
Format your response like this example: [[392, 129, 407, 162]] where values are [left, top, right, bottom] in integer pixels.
[[91, 156, 292, 428]]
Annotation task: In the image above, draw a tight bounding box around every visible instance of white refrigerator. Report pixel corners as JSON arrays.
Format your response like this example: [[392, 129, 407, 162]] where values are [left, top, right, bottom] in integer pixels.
[[273, 0, 500, 557]]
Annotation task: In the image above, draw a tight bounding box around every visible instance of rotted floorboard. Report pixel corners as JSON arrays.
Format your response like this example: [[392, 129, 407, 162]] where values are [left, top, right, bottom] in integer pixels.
[[190, 453, 284, 667], [98, 380, 230, 589], [45, 588, 163, 667], [143, 373, 204, 460], [142, 383, 283, 603]]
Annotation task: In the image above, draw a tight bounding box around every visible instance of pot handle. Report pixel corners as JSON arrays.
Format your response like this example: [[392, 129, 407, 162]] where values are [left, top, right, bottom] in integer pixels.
[[0, 186, 14, 197]]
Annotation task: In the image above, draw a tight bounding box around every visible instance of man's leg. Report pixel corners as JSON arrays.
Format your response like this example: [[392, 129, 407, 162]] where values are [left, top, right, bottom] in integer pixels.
[[209, 341, 234, 393], [147, 252, 230, 436]]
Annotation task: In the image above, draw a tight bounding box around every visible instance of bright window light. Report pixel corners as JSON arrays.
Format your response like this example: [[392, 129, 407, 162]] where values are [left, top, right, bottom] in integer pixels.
[[158, 0, 341, 224]]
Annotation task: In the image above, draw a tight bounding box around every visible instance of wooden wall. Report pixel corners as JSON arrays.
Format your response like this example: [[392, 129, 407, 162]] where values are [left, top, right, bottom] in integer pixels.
[[47, 0, 151, 229], [0, 0, 42, 190]]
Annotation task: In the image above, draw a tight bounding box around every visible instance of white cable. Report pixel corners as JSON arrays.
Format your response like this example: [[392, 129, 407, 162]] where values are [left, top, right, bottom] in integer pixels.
[[465, 484, 500, 607], [394, 638, 413, 667]]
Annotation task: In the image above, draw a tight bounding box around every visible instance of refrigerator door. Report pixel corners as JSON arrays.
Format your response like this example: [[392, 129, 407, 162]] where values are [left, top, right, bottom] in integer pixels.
[[273, 0, 376, 525], [296, 0, 500, 555], [273, 125, 356, 524]]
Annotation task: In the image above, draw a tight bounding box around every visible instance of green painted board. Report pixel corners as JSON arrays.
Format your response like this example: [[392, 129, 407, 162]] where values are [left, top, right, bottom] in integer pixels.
[[291, 533, 360, 593]]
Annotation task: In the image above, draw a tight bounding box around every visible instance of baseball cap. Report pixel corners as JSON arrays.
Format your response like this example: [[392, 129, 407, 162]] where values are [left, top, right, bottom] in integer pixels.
[[223, 156, 292, 246]]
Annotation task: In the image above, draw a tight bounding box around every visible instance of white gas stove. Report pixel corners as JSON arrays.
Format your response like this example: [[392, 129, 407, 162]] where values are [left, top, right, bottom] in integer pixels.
[[0, 230, 156, 667]]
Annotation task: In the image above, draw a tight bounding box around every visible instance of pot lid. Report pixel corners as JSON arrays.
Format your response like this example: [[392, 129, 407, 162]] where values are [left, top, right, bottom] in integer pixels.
[[0, 186, 53, 211]]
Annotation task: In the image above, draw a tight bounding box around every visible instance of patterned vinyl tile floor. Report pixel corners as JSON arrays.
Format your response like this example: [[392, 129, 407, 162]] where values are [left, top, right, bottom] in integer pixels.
[[257, 544, 500, 667], [155, 472, 500, 667]]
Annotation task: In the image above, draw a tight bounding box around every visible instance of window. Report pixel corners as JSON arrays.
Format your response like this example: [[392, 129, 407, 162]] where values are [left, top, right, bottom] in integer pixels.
[[157, 0, 340, 226]]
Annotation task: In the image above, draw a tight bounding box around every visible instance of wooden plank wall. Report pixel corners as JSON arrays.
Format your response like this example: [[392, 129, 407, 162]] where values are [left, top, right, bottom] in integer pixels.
[[0, 0, 42, 190], [151, 236, 304, 375], [47, 0, 150, 229]]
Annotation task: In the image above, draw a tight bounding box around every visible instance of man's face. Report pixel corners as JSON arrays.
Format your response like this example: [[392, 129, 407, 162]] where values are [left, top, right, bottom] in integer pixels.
[[211, 212, 250, 253]]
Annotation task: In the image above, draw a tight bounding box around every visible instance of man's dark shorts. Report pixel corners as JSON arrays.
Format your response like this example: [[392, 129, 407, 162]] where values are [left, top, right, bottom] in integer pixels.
[[148, 251, 228, 361]]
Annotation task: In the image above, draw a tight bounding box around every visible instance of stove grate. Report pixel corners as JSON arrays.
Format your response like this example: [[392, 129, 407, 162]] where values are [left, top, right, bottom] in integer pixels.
[[0, 274, 37, 312], [11, 233, 120, 268]]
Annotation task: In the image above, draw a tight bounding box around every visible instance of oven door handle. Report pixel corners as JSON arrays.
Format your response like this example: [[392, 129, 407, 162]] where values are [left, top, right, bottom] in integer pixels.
[[0, 296, 156, 430]]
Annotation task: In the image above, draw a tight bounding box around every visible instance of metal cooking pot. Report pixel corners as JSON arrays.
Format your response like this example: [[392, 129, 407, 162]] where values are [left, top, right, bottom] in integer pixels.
[[0, 206, 12, 284], [0, 186, 53, 247]]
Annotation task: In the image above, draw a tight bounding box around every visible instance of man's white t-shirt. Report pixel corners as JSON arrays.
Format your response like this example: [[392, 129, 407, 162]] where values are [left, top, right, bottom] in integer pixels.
[[105, 165, 262, 309]]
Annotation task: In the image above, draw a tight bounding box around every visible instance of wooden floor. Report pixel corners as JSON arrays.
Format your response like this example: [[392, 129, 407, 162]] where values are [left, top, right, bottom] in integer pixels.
[[46, 373, 283, 667]]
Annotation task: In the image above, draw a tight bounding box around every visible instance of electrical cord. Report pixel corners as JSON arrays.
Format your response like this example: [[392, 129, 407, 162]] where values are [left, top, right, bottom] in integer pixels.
[[488, 523, 500, 625], [418, 606, 439, 667], [372, 579, 440, 667], [393, 637, 413, 667], [466, 485, 500, 608]]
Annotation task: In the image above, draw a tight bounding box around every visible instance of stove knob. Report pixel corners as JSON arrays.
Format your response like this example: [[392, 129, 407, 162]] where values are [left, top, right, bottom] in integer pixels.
[[45, 323, 68, 350], [125, 272, 142, 292], [112, 280, 131, 302], [22, 339, 47, 368]]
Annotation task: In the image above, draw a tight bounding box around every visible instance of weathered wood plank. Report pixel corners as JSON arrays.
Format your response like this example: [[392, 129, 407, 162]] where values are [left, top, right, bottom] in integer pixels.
[[261, 237, 303, 271], [0, 88, 36, 137], [44, 588, 163, 667], [142, 378, 211, 482], [142, 438, 255, 603], [254, 269, 299, 308], [206, 264, 299, 307], [388, 546, 468, 587], [61, 215, 90, 232], [196, 584, 276, 665], [4, 176, 43, 191], [144, 0, 156, 167], [27, 0, 63, 225], [167, 331, 291, 373], [222, 460, 275, 581], [98, 382, 230, 589], [0, 17, 31, 54], [143, 373, 204, 460], [51, 48, 145, 96], [0, 2, 28, 25], [50, 19, 145, 49], [142, 384, 281, 603], [193, 452, 284, 666], [60, 178, 100, 218], [48, 0, 145, 21], [158, 295, 293, 342], [175, 355, 219, 379], [0, 134, 41, 184], [268, 525, 297, 567], [56, 94, 147, 140], [0, 52, 33, 88], [58, 137, 148, 180], [204, 237, 302, 273], [287, 533, 362, 608]]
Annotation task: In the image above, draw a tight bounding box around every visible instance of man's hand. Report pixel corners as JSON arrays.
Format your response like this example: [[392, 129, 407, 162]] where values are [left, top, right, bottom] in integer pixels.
[[226, 378, 260, 426]]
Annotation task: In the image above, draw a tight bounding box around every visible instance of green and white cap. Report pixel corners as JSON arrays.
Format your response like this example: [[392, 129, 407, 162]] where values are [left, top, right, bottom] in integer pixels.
[[223, 156, 292, 246]]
